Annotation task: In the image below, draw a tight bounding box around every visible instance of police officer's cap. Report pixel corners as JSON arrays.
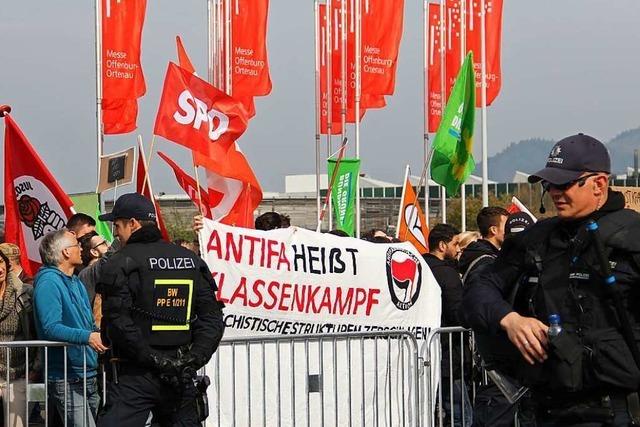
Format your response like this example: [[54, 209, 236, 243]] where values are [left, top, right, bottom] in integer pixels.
[[99, 193, 157, 222], [528, 133, 611, 185]]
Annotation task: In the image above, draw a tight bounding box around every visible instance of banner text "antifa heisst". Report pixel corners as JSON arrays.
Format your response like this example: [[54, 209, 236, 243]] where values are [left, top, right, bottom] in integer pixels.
[[207, 229, 380, 316]]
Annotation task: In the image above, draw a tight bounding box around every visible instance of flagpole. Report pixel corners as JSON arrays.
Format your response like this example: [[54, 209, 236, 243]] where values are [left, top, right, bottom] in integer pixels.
[[326, 0, 334, 231], [480, 0, 489, 207], [439, 0, 447, 224], [316, 138, 348, 232], [354, 0, 361, 238], [423, 0, 429, 228], [339, 0, 347, 143], [314, 0, 322, 224], [95, 0, 104, 207], [140, 134, 156, 195], [208, 0, 214, 85], [396, 165, 410, 239], [225, 0, 232, 94], [460, 0, 467, 231]]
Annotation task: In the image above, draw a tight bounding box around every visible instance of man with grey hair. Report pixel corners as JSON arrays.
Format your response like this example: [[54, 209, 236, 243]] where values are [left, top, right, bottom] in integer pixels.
[[33, 228, 107, 426]]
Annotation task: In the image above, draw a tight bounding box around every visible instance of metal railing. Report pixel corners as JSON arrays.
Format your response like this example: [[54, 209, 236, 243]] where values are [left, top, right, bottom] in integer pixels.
[[0, 340, 94, 427], [207, 330, 421, 427]]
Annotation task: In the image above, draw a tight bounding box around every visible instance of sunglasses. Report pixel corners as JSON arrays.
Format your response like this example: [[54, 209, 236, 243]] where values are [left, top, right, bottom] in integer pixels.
[[92, 240, 108, 250], [541, 173, 600, 192]]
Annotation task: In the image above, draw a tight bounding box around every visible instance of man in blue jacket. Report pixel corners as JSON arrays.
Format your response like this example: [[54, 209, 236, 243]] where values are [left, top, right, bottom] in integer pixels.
[[34, 228, 108, 426]]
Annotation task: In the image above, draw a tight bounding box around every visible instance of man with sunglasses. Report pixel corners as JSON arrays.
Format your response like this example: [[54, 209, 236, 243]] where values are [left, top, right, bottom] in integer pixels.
[[463, 134, 640, 426]]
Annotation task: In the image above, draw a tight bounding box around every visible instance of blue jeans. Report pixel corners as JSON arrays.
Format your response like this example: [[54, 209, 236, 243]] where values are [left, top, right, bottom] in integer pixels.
[[49, 376, 100, 427], [441, 378, 473, 427]]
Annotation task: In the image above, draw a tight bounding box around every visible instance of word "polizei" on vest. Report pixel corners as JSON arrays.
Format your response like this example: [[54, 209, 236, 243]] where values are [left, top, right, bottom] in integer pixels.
[[148, 257, 196, 270]]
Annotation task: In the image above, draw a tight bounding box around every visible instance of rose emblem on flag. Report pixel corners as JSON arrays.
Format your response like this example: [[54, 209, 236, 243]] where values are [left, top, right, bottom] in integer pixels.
[[385, 248, 422, 310], [18, 195, 41, 227]]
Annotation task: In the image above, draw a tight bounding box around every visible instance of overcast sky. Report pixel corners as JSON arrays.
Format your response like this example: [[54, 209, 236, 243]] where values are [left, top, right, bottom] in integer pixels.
[[1, 0, 639, 197]]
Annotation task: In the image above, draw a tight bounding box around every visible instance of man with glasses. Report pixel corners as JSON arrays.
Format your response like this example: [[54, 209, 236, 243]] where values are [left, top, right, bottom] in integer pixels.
[[34, 228, 107, 426], [79, 231, 111, 326], [463, 134, 640, 426]]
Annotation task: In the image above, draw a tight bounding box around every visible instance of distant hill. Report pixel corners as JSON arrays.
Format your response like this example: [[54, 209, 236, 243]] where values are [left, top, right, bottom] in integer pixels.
[[475, 128, 640, 182]]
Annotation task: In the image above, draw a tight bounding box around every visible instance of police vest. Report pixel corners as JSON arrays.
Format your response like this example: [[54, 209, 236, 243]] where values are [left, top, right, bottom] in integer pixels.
[[117, 241, 202, 349], [512, 209, 640, 392]]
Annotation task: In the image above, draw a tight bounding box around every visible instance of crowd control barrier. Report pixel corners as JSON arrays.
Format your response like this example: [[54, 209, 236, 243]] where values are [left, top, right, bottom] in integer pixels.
[[206, 331, 422, 427], [0, 340, 94, 427]]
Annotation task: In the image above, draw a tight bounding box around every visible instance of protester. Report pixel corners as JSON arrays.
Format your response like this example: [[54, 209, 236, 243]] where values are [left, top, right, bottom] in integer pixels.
[[361, 228, 392, 242], [96, 193, 224, 426], [0, 250, 37, 427], [254, 211, 283, 230], [78, 231, 110, 327], [464, 134, 640, 425], [0, 243, 33, 285], [504, 211, 535, 237], [457, 230, 481, 254], [66, 213, 97, 239], [423, 223, 472, 426], [34, 229, 105, 426], [279, 213, 291, 228], [327, 229, 349, 237]]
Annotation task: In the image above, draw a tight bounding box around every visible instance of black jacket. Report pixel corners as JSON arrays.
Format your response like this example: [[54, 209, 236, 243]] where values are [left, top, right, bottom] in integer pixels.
[[423, 254, 463, 327], [458, 239, 499, 279], [99, 225, 225, 369]]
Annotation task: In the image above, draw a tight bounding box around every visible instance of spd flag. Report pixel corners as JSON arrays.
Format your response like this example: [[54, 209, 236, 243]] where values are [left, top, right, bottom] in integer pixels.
[[361, 0, 404, 96], [3, 114, 75, 276], [176, 36, 196, 74], [427, 3, 444, 132], [136, 141, 170, 241], [157, 151, 211, 218], [397, 173, 429, 255], [102, 0, 146, 134], [154, 62, 249, 156], [430, 52, 476, 196], [467, 0, 503, 106]]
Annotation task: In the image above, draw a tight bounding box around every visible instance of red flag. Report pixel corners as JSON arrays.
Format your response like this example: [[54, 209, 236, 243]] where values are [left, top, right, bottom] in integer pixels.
[[231, 0, 272, 98], [361, 0, 404, 96], [3, 114, 75, 276], [176, 35, 196, 75], [157, 151, 211, 218], [318, 4, 342, 135], [467, 0, 503, 106], [427, 3, 444, 133], [505, 196, 537, 221], [135, 141, 170, 241], [445, 0, 463, 97], [193, 142, 262, 228], [154, 62, 249, 156], [102, 0, 146, 134]]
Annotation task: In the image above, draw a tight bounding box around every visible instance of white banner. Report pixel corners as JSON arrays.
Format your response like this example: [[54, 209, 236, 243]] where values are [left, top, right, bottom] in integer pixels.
[[201, 219, 442, 337]]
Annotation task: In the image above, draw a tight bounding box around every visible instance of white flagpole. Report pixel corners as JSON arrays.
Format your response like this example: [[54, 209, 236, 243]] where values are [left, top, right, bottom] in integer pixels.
[[225, 0, 232, 94], [396, 165, 410, 238], [354, 0, 361, 238], [339, 0, 347, 142], [208, 0, 214, 85], [326, 0, 334, 230], [439, 0, 446, 224], [481, 0, 489, 207], [314, 0, 322, 224], [95, 0, 104, 209], [423, 0, 429, 228], [460, 0, 467, 231]]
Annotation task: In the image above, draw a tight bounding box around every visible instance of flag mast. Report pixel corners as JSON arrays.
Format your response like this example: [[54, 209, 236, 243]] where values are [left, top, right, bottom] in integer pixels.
[[480, 0, 489, 207], [94, 0, 104, 204], [423, 0, 430, 227], [439, 0, 447, 223], [314, 0, 322, 224], [396, 165, 410, 238], [354, 0, 362, 238], [326, 0, 334, 230], [459, 0, 467, 231]]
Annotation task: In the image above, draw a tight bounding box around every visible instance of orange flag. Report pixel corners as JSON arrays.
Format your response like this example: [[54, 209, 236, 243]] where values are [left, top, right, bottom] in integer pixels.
[[102, 0, 146, 134], [361, 0, 404, 96], [396, 170, 429, 255], [467, 0, 503, 106], [154, 62, 248, 156], [427, 3, 444, 133]]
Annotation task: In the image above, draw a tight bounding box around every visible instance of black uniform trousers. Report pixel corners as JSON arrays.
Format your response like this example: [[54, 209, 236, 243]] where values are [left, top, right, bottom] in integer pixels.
[[97, 365, 199, 427]]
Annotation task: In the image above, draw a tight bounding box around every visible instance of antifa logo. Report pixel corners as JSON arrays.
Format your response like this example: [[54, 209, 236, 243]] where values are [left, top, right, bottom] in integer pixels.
[[18, 194, 65, 240], [385, 248, 422, 310]]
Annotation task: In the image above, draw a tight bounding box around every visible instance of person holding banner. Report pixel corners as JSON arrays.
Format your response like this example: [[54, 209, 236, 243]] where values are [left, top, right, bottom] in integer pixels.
[[96, 193, 225, 426], [464, 134, 640, 426]]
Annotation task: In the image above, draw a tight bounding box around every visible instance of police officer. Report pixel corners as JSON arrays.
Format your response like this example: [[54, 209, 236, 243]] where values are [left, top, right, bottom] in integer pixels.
[[463, 134, 640, 426], [96, 193, 225, 426]]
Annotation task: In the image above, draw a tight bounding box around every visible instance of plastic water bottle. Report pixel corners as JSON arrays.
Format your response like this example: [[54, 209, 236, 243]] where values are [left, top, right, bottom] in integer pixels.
[[548, 314, 563, 337]]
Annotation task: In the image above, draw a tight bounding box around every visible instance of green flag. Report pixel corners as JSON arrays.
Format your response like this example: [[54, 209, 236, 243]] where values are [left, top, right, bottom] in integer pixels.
[[94, 204, 114, 242], [327, 158, 360, 236], [70, 192, 113, 242], [430, 51, 476, 196]]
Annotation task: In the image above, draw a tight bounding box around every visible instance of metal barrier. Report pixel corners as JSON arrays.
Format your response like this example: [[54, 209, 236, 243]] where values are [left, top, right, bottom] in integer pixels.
[[207, 331, 421, 427], [423, 327, 476, 427], [0, 340, 95, 427]]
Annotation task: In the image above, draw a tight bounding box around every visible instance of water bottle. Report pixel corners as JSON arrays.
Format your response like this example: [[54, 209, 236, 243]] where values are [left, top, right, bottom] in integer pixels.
[[548, 313, 563, 337]]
